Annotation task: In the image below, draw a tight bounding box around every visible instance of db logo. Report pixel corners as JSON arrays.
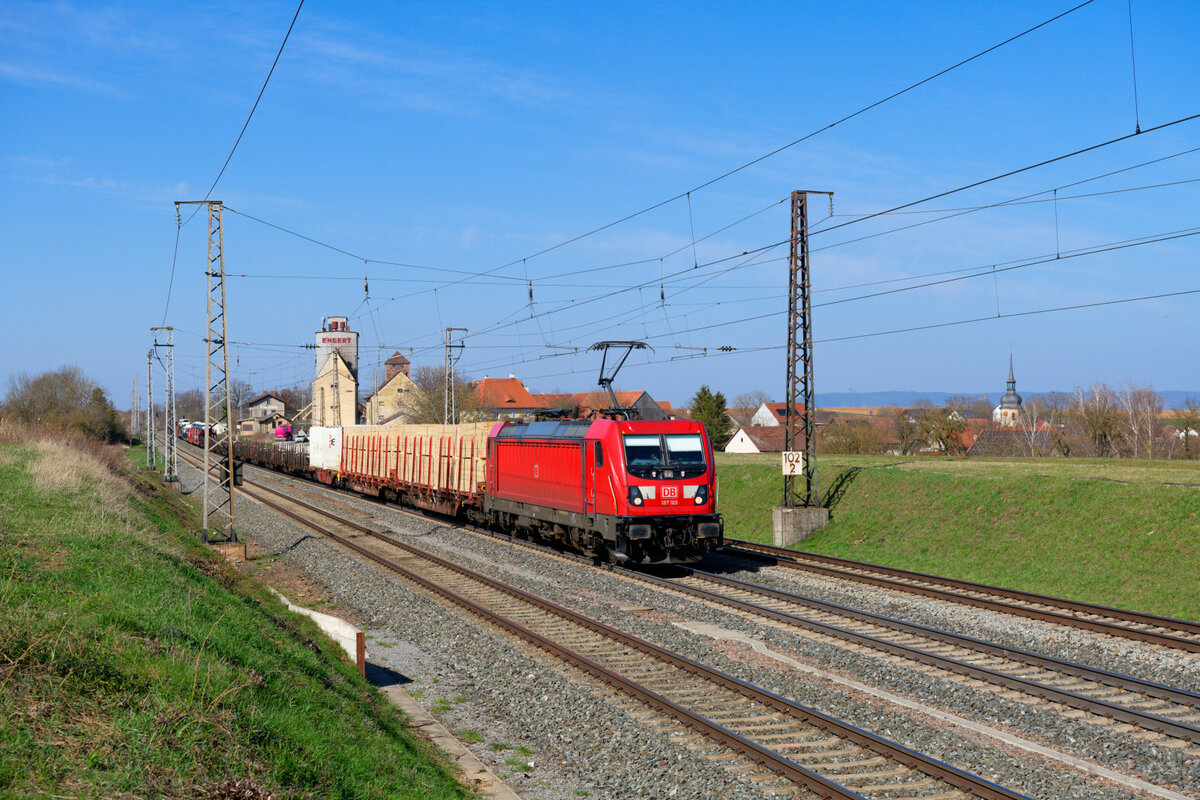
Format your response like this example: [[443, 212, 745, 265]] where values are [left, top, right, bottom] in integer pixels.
[[662, 486, 678, 499]]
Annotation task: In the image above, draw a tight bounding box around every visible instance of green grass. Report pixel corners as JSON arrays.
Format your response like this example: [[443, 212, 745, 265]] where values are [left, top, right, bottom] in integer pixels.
[[126, 442, 163, 473], [456, 729, 484, 744], [0, 428, 474, 800], [716, 453, 1200, 620]]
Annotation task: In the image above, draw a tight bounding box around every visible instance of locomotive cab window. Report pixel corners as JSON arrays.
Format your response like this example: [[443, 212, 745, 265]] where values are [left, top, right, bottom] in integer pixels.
[[622, 433, 707, 479]]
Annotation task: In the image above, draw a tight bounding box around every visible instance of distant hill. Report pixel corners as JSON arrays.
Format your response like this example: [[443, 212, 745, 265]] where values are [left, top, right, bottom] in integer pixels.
[[815, 390, 1198, 409]]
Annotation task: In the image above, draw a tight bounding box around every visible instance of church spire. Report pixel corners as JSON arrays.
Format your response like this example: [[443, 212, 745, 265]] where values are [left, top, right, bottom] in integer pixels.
[[994, 353, 1023, 425]]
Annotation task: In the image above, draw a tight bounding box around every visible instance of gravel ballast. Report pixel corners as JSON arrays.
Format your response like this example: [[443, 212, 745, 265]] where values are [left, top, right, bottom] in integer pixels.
[[182, 459, 1199, 800]]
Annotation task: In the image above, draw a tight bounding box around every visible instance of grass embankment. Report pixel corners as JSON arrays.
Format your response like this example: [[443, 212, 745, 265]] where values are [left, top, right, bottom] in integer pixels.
[[717, 453, 1200, 621], [0, 426, 473, 800]]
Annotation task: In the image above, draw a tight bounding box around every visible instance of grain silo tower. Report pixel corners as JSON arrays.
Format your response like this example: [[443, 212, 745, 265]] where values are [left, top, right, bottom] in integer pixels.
[[315, 316, 358, 379], [311, 316, 360, 427]]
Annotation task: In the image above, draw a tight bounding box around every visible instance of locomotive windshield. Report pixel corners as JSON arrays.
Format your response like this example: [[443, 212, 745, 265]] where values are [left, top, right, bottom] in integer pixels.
[[622, 433, 707, 479]]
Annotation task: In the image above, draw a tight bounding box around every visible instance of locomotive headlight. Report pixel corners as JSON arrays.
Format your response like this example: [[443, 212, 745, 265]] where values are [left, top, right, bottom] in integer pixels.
[[628, 486, 644, 506], [693, 485, 708, 505]]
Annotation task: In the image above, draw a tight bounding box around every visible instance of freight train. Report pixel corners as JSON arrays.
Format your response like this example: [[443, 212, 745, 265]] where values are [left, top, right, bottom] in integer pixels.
[[227, 418, 723, 565]]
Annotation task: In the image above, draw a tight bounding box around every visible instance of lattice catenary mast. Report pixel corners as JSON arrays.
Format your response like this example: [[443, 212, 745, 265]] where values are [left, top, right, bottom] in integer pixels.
[[782, 189, 832, 509], [151, 326, 177, 482], [444, 327, 467, 424], [178, 200, 237, 543], [131, 378, 139, 442], [145, 350, 155, 470]]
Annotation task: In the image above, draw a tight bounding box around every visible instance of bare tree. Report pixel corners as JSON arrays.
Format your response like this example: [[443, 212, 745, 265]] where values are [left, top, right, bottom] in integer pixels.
[[401, 365, 477, 424], [1032, 392, 1072, 427], [818, 420, 885, 454], [889, 406, 922, 455], [918, 407, 968, 455], [1172, 397, 1200, 460], [1018, 391, 1072, 457], [733, 390, 772, 410], [1116, 383, 1163, 459], [1071, 383, 1121, 457], [176, 388, 205, 421], [228, 378, 254, 411], [276, 382, 312, 413], [946, 394, 993, 421]]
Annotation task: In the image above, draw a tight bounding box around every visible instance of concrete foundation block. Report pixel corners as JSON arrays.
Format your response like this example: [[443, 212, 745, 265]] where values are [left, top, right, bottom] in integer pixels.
[[210, 542, 247, 564], [772, 506, 830, 547]]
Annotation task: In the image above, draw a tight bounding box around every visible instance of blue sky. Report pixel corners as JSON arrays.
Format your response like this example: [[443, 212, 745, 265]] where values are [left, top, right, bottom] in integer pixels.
[[3, 0, 1198, 410]]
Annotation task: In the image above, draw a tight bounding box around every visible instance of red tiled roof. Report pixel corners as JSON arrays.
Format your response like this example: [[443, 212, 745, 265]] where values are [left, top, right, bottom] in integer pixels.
[[472, 377, 540, 409], [532, 390, 648, 410], [728, 425, 788, 452]]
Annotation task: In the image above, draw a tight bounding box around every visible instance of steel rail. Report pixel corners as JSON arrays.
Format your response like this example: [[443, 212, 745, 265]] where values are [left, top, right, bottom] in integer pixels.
[[232, 480, 872, 798], [241, 461, 1200, 741], [649, 568, 1200, 743], [235, 484, 865, 797], [232, 473, 1030, 800], [723, 539, 1200, 653]]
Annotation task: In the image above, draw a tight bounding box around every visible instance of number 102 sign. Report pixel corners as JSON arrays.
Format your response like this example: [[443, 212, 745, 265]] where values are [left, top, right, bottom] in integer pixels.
[[781, 451, 805, 475]]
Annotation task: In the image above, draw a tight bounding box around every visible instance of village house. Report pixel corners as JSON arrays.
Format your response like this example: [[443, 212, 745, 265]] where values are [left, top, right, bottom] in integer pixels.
[[363, 352, 419, 425], [237, 391, 290, 437]]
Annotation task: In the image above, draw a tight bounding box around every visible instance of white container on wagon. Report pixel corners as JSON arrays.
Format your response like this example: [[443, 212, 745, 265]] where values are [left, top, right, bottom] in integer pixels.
[[309, 426, 343, 471]]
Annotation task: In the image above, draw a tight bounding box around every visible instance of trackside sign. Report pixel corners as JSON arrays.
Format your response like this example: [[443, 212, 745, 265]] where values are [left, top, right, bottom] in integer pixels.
[[781, 451, 805, 475]]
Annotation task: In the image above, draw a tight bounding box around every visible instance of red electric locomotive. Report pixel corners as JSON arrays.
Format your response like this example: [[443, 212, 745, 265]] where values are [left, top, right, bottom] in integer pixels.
[[485, 417, 722, 565]]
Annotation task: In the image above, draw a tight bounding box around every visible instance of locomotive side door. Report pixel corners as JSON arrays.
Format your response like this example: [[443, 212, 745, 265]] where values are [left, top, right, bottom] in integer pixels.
[[586, 441, 597, 516]]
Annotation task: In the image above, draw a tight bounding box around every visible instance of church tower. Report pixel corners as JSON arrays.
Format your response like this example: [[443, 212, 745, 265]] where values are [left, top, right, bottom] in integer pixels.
[[992, 355, 1023, 426]]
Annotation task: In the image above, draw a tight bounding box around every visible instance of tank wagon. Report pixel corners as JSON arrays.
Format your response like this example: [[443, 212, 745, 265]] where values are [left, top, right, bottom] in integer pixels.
[[233, 418, 723, 565]]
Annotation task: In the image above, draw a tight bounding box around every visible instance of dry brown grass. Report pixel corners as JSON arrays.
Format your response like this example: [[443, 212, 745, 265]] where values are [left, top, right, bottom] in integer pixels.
[[1, 422, 134, 522]]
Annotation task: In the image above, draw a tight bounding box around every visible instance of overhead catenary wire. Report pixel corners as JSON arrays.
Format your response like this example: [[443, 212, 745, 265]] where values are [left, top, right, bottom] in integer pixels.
[[203, 107, 1199, 368], [436, 0, 1098, 284], [396, 114, 1200, 354], [157, 2, 1196, 394], [201, 1, 1096, 319], [160, 0, 304, 324], [1127, 0, 1142, 133], [455, 225, 1199, 375], [500, 287, 1200, 386], [224, 172, 1200, 289], [811, 112, 1200, 238]]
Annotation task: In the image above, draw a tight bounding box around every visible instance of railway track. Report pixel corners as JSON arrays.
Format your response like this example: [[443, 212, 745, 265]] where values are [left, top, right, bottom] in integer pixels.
[[195, 454, 1033, 800], [722, 539, 1200, 654], [649, 567, 1200, 745], [230, 455, 1200, 749], [448, 513, 1200, 748]]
